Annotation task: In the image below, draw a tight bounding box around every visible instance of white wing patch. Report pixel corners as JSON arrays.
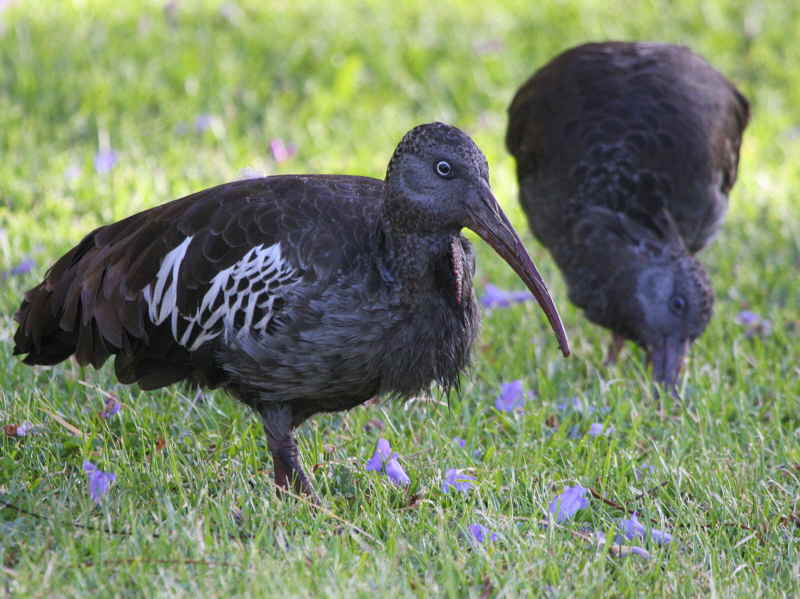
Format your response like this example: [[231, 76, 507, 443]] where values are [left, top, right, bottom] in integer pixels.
[[144, 239, 299, 351], [143, 236, 193, 329]]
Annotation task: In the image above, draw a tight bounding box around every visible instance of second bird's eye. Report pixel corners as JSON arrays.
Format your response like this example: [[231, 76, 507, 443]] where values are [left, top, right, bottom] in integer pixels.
[[435, 160, 452, 178], [669, 295, 687, 315]]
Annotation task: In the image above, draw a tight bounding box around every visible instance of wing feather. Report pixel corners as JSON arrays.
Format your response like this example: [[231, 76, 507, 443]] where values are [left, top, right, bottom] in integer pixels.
[[14, 175, 384, 390]]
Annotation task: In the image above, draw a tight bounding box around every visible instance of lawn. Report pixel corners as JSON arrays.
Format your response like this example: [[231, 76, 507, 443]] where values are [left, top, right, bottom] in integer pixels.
[[1, 1, 799, 597]]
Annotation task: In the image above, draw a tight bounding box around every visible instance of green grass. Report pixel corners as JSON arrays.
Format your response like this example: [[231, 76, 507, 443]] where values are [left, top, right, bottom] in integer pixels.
[[1, 1, 799, 596]]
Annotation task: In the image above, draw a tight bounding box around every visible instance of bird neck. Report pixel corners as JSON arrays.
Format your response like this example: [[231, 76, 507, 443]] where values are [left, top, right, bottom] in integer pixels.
[[382, 225, 455, 294]]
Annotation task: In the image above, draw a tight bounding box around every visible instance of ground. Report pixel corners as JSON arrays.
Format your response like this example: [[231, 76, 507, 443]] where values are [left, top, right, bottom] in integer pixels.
[[1, 1, 799, 597]]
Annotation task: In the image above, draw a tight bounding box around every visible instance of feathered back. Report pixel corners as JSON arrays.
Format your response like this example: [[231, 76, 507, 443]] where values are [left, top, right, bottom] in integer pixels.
[[507, 41, 749, 254]]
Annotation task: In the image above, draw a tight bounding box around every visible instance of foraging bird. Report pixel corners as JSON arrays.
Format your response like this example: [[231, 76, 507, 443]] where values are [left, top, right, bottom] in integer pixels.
[[506, 42, 749, 388], [15, 122, 569, 499]]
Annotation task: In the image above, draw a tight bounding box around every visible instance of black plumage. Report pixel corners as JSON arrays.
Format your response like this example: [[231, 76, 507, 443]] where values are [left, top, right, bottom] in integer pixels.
[[506, 42, 749, 388], [15, 122, 569, 499]]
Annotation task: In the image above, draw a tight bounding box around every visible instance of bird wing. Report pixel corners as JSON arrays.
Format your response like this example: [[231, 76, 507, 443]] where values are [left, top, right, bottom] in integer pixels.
[[14, 175, 385, 388]]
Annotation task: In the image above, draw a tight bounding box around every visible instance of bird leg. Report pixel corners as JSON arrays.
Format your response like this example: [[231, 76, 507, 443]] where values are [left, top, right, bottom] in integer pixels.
[[604, 333, 626, 366], [259, 404, 319, 503]]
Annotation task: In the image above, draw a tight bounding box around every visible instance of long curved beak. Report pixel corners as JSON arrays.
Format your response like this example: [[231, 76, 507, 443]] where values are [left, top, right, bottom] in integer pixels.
[[466, 180, 570, 357], [646, 335, 689, 391]]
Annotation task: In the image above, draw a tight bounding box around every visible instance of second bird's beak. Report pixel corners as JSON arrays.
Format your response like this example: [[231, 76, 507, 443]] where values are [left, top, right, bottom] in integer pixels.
[[466, 179, 570, 357], [646, 335, 689, 392]]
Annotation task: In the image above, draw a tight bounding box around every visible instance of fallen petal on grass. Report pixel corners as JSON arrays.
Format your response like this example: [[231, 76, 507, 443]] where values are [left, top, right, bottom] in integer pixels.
[[587, 423, 614, 437], [384, 457, 410, 486], [480, 284, 532, 308], [610, 544, 652, 559], [735, 310, 773, 337], [635, 464, 655, 480], [83, 461, 116, 505], [468, 523, 499, 545], [365, 438, 410, 486], [94, 149, 118, 174], [194, 113, 216, 133], [494, 380, 529, 412], [270, 138, 297, 163], [619, 513, 673, 545], [548, 485, 589, 522], [3, 422, 37, 437], [442, 468, 476, 493], [365, 438, 391, 472], [2, 257, 35, 278], [99, 396, 122, 419], [587, 423, 604, 436]]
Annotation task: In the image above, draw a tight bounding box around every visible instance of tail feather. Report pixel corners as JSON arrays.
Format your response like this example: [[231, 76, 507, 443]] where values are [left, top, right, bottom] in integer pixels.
[[13, 225, 155, 374], [12, 179, 282, 391]]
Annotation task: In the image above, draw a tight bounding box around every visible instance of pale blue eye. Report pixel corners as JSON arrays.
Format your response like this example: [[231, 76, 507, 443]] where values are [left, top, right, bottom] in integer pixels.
[[435, 160, 452, 177]]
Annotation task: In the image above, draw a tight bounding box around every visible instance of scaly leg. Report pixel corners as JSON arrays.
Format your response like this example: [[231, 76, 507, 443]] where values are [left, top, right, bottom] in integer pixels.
[[604, 333, 626, 366], [259, 403, 319, 503]]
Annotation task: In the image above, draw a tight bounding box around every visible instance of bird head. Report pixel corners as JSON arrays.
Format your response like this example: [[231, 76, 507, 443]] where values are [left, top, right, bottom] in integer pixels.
[[589, 248, 713, 391], [567, 206, 712, 390], [385, 122, 570, 357], [630, 254, 713, 389]]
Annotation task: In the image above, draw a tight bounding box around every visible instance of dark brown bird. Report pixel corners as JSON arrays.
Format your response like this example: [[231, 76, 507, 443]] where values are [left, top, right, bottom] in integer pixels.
[[15, 122, 569, 499], [506, 42, 749, 388]]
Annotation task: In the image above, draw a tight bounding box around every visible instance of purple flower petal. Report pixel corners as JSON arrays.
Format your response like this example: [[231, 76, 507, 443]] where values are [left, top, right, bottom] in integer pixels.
[[6, 257, 35, 277], [5, 422, 36, 437], [548, 485, 589, 523], [15, 422, 33, 436], [556, 396, 584, 412], [567, 425, 582, 439], [650, 528, 673, 545], [619, 513, 672, 545], [480, 284, 533, 309], [99, 396, 122, 419], [556, 396, 597, 415], [556, 397, 610, 418], [494, 380, 529, 412], [587, 423, 613, 437], [619, 513, 647, 538], [612, 544, 652, 559], [365, 438, 391, 472], [365, 439, 412, 486], [735, 310, 772, 337], [442, 468, 476, 493], [587, 423, 603, 436], [83, 460, 116, 505], [270, 138, 296, 164], [384, 457, 410, 486], [453, 437, 466, 448], [735, 310, 761, 326], [194, 113, 214, 133], [468, 523, 499, 544], [635, 464, 655, 481], [94, 149, 118, 174]]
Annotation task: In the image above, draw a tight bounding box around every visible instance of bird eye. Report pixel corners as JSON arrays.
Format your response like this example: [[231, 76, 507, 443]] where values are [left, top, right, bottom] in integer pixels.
[[435, 160, 453, 178], [669, 295, 687, 315]]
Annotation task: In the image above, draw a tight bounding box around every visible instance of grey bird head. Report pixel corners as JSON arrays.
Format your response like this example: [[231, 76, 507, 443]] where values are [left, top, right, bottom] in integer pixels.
[[385, 122, 570, 357], [628, 253, 712, 388], [579, 225, 714, 389]]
